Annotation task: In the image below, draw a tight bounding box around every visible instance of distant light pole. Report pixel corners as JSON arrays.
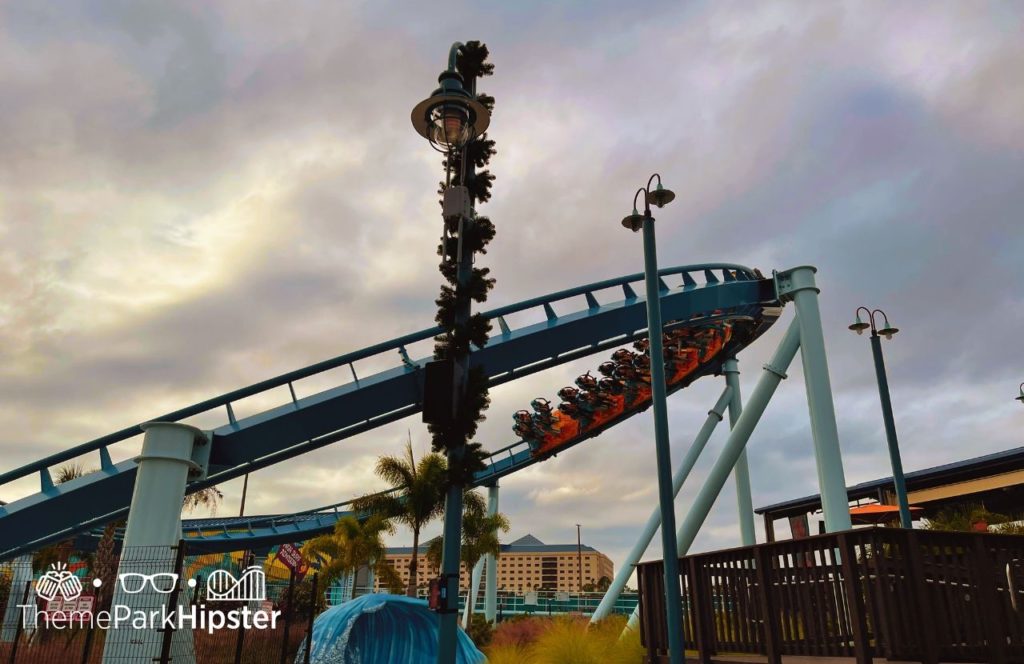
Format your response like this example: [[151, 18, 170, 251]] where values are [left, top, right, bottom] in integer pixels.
[[849, 307, 912, 529], [576, 524, 582, 593], [621, 174, 683, 664], [1016, 383, 1024, 405]]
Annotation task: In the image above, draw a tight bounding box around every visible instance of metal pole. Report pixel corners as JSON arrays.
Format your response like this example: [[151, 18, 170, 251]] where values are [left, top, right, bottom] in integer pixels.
[[624, 318, 802, 634], [7, 581, 30, 664], [639, 211, 684, 664], [158, 541, 187, 664], [781, 266, 853, 532], [436, 56, 479, 664], [869, 333, 913, 528], [576, 524, 583, 593], [724, 358, 756, 546], [484, 483, 499, 623], [279, 568, 296, 664], [591, 386, 732, 623], [239, 473, 249, 517], [305, 573, 318, 664]]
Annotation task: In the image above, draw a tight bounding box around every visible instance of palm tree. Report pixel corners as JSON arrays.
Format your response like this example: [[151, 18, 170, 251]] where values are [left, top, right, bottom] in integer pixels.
[[353, 435, 447, 596], [183, 486, 224, 514], [301, 514, 403, 594], [425, 490, 509, 623]]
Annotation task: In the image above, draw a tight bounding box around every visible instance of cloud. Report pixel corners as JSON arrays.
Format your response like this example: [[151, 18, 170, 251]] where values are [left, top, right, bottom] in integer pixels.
[[1, 1, 1022, 580]]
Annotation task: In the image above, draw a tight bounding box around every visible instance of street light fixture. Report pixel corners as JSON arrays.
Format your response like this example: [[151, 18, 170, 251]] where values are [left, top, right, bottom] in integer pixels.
[[1016, 383, 1024, 405], [849, 307, 912, 529], [621, 173, 683, 664], [411, 45, 490, 154]]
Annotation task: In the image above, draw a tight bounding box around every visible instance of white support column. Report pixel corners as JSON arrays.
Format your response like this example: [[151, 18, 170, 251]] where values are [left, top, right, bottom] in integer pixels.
[[462, 560, 483, 628], [1, 555, 33, 642], [778, 266, 853, 533], [592, 386, 733, 624], [102, 422, 201, 664], [724, 358, 756, 546], [624, 317, 802, 635], [484, 483, 499, 623], [465, 482, 499, 627]]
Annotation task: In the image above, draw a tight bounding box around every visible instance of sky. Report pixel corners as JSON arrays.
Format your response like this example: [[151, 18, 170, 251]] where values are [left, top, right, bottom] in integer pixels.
[[1, 1, 1022, 579]]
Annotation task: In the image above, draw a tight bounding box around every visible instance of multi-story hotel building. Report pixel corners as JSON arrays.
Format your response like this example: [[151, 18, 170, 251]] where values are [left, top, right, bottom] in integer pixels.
[[381, 534, 615, 593]]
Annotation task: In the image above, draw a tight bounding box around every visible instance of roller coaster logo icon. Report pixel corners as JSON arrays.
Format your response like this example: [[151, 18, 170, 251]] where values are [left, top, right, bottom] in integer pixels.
[[204, 566, 267, 602], [36, 562, 84, 602]]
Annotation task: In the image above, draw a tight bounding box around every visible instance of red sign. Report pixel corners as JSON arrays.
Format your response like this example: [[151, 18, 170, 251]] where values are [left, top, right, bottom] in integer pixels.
[[276, 543, 308, 578], [45, 596, 94, 623]]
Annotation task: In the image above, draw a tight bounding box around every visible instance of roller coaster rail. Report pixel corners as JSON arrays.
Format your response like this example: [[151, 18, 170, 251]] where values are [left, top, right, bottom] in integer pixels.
[[0, 263, 780, 561]]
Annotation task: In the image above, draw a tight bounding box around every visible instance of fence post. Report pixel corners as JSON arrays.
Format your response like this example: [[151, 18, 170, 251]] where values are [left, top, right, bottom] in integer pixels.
[[158, 540, 187, 664], [304, 573, 318, 664], [279, 568, 297, 664], [233, 614, 246, 664], [903, 529, 939, 664], [8, 580, 31, 664], [754, 545, 782, 664], [80, 615, 97, 664], [687, 557, 713, 664], [972, 536, 1008, 664], [837, 533, 870, 664]]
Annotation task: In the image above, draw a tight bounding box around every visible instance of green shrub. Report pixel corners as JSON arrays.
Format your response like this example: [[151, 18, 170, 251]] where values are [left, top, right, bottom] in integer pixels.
[[466, 613, 494, 648]]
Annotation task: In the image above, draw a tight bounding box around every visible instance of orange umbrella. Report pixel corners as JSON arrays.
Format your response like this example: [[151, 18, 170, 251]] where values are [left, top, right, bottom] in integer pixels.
[[849, 503, 923, 525]]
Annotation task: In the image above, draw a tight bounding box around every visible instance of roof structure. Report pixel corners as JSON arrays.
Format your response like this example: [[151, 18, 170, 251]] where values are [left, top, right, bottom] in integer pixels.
[[386, 533, 598, 555], [756, 445, 1024, 520]]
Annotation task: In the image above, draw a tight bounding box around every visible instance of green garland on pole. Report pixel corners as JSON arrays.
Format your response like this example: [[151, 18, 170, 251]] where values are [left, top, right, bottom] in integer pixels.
[[429, 41, 496, 485]]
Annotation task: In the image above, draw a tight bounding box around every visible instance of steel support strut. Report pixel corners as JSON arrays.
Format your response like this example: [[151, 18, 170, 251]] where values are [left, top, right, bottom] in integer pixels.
[[484, 483, 499, 622], [780, 266, 853, 532], [464, 483, 498, 627], [724, 358, 756, 546], [624, 317, 801, 633], [102, 422, 201, 664], [590, 386, 733, 624]]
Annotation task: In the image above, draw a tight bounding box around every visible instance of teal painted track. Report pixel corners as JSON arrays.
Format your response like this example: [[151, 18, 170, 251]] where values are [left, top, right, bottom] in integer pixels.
[[0, 264, 782, 561]]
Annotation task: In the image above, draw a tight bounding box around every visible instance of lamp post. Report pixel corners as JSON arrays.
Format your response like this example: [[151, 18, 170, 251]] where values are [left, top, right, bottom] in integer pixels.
[[411, 42, 491, 664], [1016, 383, 1024, 405], [621, 174, 684, 664], [576, 524, 582, 593], [849, 307, 912, 529]]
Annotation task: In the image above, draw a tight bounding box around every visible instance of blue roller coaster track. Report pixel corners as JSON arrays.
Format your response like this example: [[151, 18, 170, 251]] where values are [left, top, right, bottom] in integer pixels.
[[0, 263, 782, 561]]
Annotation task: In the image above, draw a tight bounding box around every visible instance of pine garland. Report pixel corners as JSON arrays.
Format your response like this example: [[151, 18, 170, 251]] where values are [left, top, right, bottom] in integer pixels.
[[428, 41, 497, 485]]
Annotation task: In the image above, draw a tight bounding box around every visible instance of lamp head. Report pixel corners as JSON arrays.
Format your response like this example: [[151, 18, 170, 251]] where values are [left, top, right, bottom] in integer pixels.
[[646, 183, 676, 208], [621, 208, 645, 232], [1017, 383, 1024, 404], [848, 313, 870, 335], [878, 321, 899, 340], [411, 70, 490, 154]]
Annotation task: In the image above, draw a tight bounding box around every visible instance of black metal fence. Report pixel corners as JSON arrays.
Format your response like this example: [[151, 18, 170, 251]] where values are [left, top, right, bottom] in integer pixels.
[[637, 527, 1024, 664], [0, 541, 321, 664]]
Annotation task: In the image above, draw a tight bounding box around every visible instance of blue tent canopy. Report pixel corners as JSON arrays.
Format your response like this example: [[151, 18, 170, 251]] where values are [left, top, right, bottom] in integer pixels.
[[297, 594, 486, 664]]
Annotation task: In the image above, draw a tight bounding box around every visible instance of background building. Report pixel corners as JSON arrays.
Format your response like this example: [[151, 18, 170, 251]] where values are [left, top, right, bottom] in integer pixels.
[[381, 534, 614, 593]]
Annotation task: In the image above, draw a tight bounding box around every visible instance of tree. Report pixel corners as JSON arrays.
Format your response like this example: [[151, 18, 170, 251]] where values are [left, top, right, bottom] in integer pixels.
[[353, 435, 447, 597], [922, 503, 1014, 532], [301, 514, 403, 594], [425, 490, 509, 623], [183, 486, 224, 514]]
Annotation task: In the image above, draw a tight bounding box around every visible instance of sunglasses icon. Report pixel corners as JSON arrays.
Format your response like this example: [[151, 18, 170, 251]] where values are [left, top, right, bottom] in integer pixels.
[[118, 573, 179, 594]]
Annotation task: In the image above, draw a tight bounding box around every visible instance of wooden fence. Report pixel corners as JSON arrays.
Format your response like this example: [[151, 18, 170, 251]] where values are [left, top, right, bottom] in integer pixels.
[[636, 528, 1024, 663]]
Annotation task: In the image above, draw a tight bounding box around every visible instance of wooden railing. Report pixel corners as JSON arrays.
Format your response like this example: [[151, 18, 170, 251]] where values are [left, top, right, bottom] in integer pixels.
[[636, 528, 1024, 664]]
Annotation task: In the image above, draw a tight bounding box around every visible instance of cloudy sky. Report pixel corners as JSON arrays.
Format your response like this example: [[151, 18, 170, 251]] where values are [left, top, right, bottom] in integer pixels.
[[1, 1, 1022, 577]]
